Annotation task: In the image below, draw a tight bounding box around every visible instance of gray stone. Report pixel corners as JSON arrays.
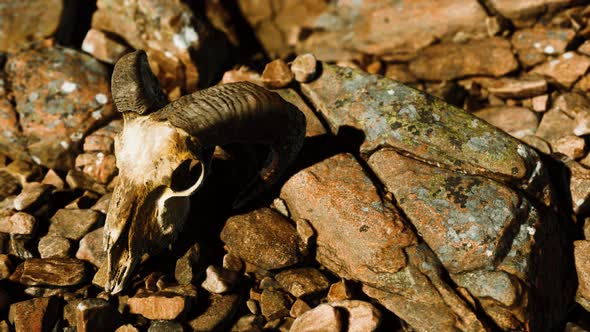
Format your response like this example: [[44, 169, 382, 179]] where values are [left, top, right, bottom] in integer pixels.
[[49, 208, 103, 240]]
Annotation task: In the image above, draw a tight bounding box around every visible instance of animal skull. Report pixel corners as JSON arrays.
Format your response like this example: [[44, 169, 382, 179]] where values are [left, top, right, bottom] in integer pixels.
[[104, 50, 305, 294]]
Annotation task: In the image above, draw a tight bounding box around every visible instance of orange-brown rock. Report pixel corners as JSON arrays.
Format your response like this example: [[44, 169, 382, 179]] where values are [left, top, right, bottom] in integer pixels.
[[5, 46, 115, 170], [409, 37, 518, 81], [0, 0, 63, 52], [473, 106, 539, 138], [531, 52, 590, 88], [92, 0, 230, 91], [239, 0, 490, 60], [280, 153, 485, 331]]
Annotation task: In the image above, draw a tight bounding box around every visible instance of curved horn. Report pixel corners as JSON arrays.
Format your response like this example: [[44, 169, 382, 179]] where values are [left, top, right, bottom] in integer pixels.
[[111, 50, 167, 115], [150, 81, 306, 206]]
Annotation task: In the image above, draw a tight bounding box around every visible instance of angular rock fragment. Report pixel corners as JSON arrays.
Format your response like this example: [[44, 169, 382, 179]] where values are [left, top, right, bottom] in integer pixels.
[[91, 193, 111, 214], [290, 298, 311, 318], [409, 37, 518, 81], [223, 253, 244, 272], [49, 209, 103, 241], [148, 320, 184, 332], [65, 170, 108, 194], [76, 227, 106, 267], [532, 94, 549, 112], [473, 106, 539, 138], [201, 265, 240, 294], [262, 59, 293, 89], [290, 303, 342, 332], [116, 325, 139, 332], [128, 292, 187, 320], [38, 235, 71, 258], [76, 298, 123, 332], [521, 135, 552, 155], [536, 108, 577, 144], [0, 170, 20, 201], [221, 208, 301, 270], [75, 152, 118, 184], [512, 27, 575, 67], [0, 212, 36, 235], [13, 182, 53, 211], [275, 268, 330, 298], [531, 52, 590, 88], [487, 0, 573, 26], [486, 77, 548, 98], [16, 257, 87, 286], [0, 254, 12, 280], [0, 0, 63, 52], [82, 29, 129, 64], [42, 169, 65, 190], [302, 63, 551, 203], [260, 289, 293, 321], [5, 160, 43, 183], [575, 240, 590, 312], [563, 160, 590, 214], [8, 297, 59, 332], [189, 293, 241, 331], [330, 300, 381, 332], [553, 135, 585, 159], [552, 93, 590, 137], [221, 66, 262, 85], [327, 280, 352, 302], [291, 53, 318, 83], [8, 234, 35, 259], [83, 134, 115, 153], [175, 243, 201, 285], [5, 46, 114, 169]]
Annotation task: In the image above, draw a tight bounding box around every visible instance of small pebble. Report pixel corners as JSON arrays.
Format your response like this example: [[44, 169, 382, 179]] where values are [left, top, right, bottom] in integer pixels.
[[262, 59, 293, 88], [291, 53, 318, 83]]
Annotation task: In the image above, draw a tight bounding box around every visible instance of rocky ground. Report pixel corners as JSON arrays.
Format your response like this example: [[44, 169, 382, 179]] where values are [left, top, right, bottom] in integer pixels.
[[1, 0, 590, 331]]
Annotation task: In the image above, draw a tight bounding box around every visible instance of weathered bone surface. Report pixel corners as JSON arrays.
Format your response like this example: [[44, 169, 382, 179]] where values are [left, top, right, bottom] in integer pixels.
[[105, 50, 306, 294]]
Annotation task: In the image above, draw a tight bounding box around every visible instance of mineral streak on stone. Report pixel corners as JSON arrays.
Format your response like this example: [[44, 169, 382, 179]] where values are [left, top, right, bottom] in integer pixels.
[[301, 63, 551, 204], [280, 153, 486, 331], [5, 46, 115, 170], [17, 257, 87, 286]]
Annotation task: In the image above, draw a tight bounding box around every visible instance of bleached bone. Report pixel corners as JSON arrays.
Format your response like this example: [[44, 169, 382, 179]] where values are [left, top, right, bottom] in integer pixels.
[[105, 50, 306, 294]]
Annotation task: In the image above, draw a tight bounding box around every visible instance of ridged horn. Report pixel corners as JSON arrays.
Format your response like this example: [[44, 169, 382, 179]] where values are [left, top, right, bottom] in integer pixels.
[[111, 50, 167, 115], [150, 81, 306, 206]]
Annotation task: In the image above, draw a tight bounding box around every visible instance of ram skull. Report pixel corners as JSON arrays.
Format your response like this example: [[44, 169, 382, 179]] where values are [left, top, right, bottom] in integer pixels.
[[104, 50, 306, 294]]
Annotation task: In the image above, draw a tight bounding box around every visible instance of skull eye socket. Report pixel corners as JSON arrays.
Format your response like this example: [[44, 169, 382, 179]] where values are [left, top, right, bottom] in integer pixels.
[[170, 159, 203, 192]]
